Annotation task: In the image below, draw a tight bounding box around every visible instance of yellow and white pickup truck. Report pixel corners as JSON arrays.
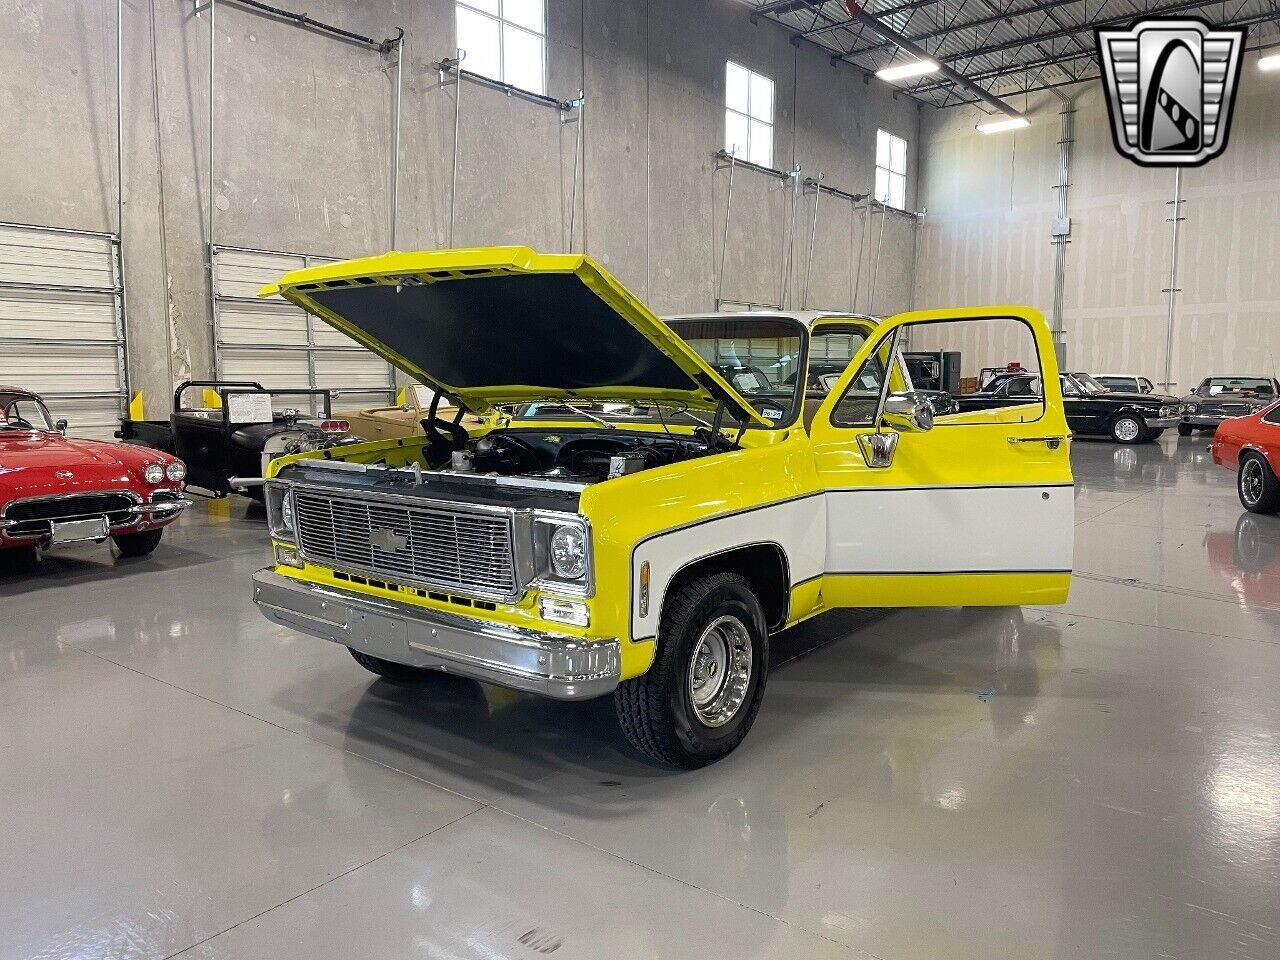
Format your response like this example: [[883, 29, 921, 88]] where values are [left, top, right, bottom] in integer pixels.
[[248, 247, 1073, 767]]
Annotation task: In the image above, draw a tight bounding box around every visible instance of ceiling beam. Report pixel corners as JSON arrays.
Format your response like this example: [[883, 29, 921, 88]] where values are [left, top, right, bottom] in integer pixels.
[[843, 0, 1086, 58], [920, 7, 1280, 101], [917, 0, 1248, 78], [839, 0, 1025, 117], [799, 0, 940, 39]]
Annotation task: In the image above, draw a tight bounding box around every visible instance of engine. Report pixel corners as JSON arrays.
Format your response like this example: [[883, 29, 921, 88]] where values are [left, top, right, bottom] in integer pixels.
[[448, 429, 725, 483]]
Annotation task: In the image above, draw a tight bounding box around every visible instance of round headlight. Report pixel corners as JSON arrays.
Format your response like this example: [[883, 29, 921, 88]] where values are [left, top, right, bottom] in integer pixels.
[[166, 461, 186, 482], [1187, 403, 1198, 413], [144, 463, 165, 484], [550, 525, 586, 579]]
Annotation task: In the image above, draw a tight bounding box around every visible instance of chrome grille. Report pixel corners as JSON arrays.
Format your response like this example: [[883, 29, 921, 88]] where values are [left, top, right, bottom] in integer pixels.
[[292, 488, 518, 600], [1200, 401, 1252, 417]]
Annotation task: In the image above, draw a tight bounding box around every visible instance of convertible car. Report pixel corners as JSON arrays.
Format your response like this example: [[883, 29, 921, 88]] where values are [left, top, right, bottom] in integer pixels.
[[336, 384, 484, 441], [118, 381, 361, 498], [1, 386, 189, 558], [959, 371, 1179, 443]]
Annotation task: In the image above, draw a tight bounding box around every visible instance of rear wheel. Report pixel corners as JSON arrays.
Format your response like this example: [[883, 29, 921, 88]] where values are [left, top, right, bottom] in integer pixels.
[[614, 571, 768, 768], [348, 647, 438, 682], [1178, 423, 1194, 437], [1238, 453, 1280, 514], [112, 528, 163, 557], [1111, 415, 1144, 444]]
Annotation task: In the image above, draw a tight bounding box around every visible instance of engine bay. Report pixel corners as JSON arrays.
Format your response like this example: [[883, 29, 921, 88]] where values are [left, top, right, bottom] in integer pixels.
[[447, 428, 731, 483]]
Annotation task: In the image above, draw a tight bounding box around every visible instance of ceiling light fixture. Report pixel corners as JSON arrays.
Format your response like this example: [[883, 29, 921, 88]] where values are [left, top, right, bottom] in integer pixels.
[[1259, 49, 1280, 71], [977, 116, 1031, 134], [875, 59, 940, 83]]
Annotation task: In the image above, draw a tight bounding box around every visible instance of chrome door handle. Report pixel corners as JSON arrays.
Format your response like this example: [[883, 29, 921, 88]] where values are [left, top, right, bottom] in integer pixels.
[[1008, 435, 1067, 450]]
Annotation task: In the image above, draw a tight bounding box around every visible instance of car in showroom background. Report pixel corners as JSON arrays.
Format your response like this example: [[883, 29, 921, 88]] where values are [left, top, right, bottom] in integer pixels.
[[1, 386, 189, 559]]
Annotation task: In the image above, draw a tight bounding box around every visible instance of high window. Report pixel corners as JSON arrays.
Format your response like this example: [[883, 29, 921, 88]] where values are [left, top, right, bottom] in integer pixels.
[[875, 130, 908, 210], [725, 61, 774, 167], [455, 0, 546, 96]]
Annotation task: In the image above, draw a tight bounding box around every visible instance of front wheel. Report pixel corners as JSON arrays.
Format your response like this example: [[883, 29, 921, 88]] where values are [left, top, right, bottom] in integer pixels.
[[1178, 423, 1194, 437], [614, 571, 768, 768], [112, 528, 163, 557], [1110, 415, 1144, 444], [348, 647, 439, 682], [1146, 428, 1164, 441], [1238, 454, 1280, 514]]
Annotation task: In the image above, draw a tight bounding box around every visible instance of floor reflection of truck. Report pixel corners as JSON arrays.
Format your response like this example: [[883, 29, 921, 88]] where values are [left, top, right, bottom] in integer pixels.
[[117, 381, 360, 498]]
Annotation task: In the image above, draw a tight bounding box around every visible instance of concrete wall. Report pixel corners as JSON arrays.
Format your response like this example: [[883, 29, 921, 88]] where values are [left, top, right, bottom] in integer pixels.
[[0, 0, 920, 415], [914, 53, 1280, 394]]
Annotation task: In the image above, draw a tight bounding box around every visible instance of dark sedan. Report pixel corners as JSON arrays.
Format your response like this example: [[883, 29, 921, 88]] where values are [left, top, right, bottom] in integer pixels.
[[958, 371, 1180, 444], [1178, 376, 1279, 436]]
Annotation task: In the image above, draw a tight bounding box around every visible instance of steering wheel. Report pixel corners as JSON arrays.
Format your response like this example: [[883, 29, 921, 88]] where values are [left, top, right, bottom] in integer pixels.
[[5, 417, 34, 430]]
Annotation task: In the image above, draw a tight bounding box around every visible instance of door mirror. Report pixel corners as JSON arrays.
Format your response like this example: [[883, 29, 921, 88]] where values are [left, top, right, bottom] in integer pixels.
[[55, 419, 69, 434], [882, 392, 934, 433]]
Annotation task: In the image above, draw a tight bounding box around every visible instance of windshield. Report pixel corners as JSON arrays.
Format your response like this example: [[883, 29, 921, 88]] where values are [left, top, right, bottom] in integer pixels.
[[1198, 377, 1274, 397], [1095, 376, 1134, 391], [1070, 373, 1108, 394], [1, 393, 56, 432], [666, 317, 805, 426]]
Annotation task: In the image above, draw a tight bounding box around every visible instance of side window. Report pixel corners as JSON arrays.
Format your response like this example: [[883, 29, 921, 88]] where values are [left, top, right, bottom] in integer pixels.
[[1059, 376, 1080, 397], [1263, 404, 1280, 425], [896, 316, 1045, 424], [831, 331, 898, 427], [806, 326, 869, 394]]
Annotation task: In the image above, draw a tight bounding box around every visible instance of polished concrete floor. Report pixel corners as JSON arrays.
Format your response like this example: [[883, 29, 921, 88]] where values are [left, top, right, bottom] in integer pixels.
[[2, 435, 1277, 960]]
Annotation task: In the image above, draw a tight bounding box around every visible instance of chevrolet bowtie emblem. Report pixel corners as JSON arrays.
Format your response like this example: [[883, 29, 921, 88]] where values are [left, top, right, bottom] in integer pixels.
[[370, 527, 409, 552], [1096, 17, 1245, 168]]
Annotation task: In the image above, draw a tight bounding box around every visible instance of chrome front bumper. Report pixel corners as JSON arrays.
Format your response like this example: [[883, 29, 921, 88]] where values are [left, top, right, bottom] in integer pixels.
[[251, 569, 620, 700], [1143, 415, 1179, 429]]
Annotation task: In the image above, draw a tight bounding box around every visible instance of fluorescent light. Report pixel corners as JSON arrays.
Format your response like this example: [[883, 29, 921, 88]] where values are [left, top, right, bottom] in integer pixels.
[[1260, 49, 1280, 71], [977, 116, 1031, 134], [875, 59, 940, 83]]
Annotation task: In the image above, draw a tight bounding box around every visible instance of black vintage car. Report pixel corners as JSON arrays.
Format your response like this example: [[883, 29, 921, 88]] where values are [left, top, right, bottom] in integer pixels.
[[1177, 376, 1280, 436], [117, 381, 361, 497], [958, 371, 1180, 444]]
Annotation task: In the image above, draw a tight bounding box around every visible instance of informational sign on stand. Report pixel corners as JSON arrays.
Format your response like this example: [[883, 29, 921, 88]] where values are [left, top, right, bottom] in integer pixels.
[[226, 392, 274, 424]]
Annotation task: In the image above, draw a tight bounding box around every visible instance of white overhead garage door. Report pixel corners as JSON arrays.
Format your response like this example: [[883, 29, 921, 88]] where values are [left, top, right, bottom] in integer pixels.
[[0, 222, 127, 439], [212, 245, 395, 412]]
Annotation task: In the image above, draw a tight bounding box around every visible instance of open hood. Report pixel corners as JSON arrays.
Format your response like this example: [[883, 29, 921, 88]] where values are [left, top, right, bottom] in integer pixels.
[[260, 247, 769, 426]]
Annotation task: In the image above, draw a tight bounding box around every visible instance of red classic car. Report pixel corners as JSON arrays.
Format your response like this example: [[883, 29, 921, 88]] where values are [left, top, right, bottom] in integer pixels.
[[0, 386, 190, 558], [1212, 399, 1280, 514]]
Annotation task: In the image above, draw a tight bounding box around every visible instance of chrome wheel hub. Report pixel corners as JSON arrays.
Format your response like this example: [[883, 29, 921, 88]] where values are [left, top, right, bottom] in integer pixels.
[[1242, 459, 1264, 505], [1115, 418, 1141, 442], [687, 615, 753, 728]]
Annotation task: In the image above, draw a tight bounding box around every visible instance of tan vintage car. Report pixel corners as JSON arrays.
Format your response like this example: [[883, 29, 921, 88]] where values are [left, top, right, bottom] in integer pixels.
[[336, 384, 483, 441]]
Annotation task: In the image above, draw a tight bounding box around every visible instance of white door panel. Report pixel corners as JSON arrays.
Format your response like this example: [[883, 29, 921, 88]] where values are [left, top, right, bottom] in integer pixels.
[[826, 485, 1074, 573]]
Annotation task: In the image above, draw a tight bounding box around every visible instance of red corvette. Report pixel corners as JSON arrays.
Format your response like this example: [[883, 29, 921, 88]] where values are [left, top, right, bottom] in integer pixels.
[[1212, 399, 1280, 514], [1, 386, 190, 558]]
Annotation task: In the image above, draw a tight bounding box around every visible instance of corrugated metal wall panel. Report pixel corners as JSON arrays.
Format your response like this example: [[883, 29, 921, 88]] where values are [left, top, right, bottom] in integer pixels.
[[212, 246, 393, 403], [0, 224, 125, 439]]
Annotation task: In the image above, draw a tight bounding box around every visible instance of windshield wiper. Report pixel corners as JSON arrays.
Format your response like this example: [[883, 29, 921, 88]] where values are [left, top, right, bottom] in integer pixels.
[[563, 404, 615, 429]]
